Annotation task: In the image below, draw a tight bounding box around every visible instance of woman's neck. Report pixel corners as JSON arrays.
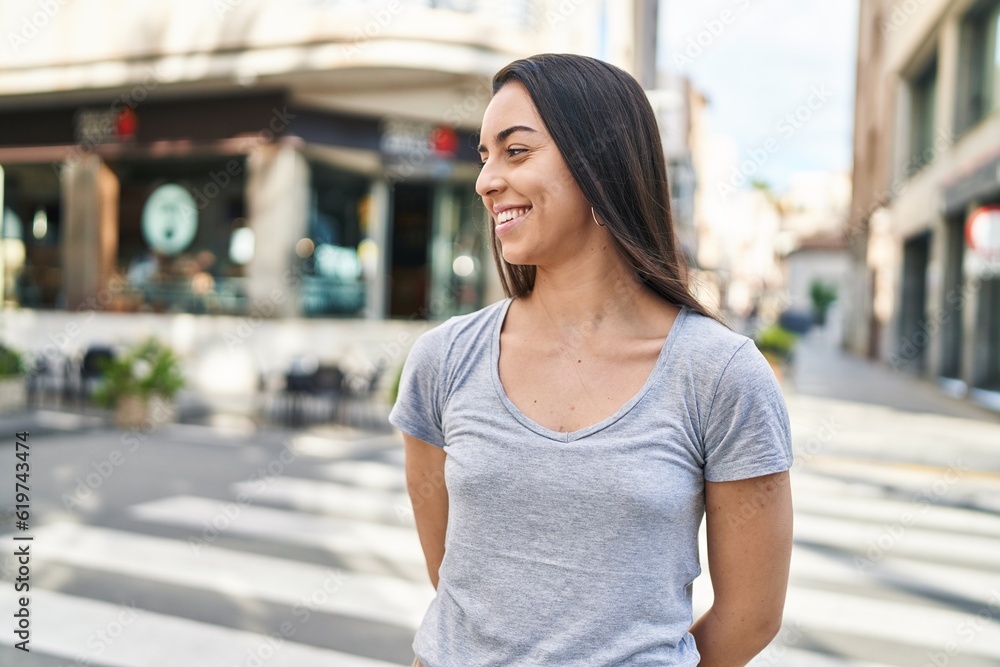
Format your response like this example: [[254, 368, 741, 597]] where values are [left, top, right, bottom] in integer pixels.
[[523, 266, 662, 344]]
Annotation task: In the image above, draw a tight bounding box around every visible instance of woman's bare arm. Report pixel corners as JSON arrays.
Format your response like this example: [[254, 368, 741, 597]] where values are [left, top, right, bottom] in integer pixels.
[[690, 470, 793, 666], [403, 433, 449, 590]]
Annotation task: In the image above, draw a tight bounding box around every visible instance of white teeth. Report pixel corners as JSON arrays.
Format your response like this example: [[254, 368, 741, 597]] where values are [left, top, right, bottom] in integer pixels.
[[498, 208, 529, 223]]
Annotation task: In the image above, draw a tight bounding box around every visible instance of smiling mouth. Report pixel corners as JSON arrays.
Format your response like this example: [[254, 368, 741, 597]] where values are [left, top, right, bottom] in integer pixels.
[[496, 207, 531, 224]]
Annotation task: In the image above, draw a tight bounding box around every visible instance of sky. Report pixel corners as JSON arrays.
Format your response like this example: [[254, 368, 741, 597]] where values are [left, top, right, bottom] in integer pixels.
[[657, 0, 860, 193]]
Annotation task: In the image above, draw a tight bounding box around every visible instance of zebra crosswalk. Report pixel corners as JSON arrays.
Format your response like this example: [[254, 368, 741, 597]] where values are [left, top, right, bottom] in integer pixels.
[[0, 426, 430, 666], [0, 422, 998, 666], [2, 589, 404, 667], [732, 457, 1000, 667]]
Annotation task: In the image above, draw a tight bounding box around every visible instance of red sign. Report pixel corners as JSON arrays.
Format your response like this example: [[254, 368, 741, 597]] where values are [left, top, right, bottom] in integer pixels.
[[116, 106, 138, 140], [74, 106, 138, 144], [430, 125, 459, 157], [966, 206, 1000, 258]]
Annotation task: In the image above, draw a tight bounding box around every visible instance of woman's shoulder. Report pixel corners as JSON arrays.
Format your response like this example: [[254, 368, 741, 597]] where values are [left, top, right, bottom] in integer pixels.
[[408, 298, 508, 357], [677, 307, 758, 376], [680, 308, 751, 352]]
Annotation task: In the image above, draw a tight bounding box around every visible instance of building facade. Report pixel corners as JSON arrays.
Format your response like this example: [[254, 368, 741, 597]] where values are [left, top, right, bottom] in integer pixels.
[[851, 0, 1000, 411], [0, 0, 662, 410]]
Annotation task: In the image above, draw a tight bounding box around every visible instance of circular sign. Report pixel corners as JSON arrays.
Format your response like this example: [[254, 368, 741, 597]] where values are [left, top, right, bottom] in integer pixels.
[[142, 184, 198, 256]]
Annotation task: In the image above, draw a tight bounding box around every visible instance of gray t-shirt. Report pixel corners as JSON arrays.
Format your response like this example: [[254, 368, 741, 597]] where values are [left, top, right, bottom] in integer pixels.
[[389, 296, 793, 666]]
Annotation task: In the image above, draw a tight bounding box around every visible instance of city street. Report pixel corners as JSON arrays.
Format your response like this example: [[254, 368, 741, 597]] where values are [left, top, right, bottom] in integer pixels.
[[0, 331, 998, 666], [3, 0, 998, 665], [742, 331, 1000, 667]]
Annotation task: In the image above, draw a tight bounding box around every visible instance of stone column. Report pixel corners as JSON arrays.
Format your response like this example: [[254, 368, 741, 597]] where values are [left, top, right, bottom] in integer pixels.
[[61, 155, 119, 311], [245, 143, 310, 319], [364, 178, 390, 321]]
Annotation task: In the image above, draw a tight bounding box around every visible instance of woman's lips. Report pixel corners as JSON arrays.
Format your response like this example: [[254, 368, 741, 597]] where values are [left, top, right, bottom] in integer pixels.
[[496, 208, 530, 236]]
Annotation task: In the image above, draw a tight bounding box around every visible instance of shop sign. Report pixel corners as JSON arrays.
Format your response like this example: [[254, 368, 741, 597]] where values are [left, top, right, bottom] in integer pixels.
[[966, 205, 1000, 259], [142, 184, 199, 256], [379, 119, 458, 159], [74, 106, 138, 145]]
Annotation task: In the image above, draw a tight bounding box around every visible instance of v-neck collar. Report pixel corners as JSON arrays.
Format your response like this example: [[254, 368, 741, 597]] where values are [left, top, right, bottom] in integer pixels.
[[490, 296, 688, 443]]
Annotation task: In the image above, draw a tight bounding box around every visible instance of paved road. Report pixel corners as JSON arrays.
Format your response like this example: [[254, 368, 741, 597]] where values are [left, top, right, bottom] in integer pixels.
[[736, 330, 1000, 666], [0, 413, 430, 666], [0, 331, 996, 666]]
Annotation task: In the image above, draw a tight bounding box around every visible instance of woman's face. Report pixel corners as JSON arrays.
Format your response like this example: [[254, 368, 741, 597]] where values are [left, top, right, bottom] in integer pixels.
[[476, 82, 597, 266]]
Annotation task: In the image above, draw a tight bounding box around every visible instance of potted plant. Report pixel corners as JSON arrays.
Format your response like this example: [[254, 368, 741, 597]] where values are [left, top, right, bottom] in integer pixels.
[[809, 279, 838, 327], [0, 344, 26, 412], [92, 337, 186, 428], [754, 324, 798, 382]]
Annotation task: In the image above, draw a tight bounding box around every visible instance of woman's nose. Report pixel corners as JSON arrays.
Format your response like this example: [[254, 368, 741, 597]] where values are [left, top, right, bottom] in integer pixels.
[[476, 159, 503, 198]]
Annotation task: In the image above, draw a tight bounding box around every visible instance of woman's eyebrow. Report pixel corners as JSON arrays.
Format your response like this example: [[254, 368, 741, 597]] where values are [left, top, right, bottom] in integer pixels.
[[476, 125, 538, 153]]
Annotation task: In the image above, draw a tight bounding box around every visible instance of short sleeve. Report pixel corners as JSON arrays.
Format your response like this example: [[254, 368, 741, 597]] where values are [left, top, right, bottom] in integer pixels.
[[388, 325, 449, 449], [701, 339, 793, 482]]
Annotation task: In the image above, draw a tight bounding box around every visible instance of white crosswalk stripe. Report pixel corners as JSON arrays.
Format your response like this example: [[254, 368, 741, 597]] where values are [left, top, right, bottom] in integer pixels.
[[128, 493, 425, 565], [230, 475, 412, 524], [784, 587, 1000, 660], [0, 589, 406, 667], [21, 521, 434, 629]]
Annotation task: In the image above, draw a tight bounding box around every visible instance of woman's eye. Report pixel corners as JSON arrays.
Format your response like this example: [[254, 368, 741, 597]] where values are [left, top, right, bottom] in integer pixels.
[[479, 148, 526, 168]]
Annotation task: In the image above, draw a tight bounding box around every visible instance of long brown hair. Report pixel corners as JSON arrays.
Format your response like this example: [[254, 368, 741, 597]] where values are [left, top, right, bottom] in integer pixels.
[[485, 53, 727, 328]]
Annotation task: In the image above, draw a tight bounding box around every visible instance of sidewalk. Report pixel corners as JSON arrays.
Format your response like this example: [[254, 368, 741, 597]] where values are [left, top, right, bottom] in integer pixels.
[[788, 328, 1000, 423], [780, 328, 1000, 476]]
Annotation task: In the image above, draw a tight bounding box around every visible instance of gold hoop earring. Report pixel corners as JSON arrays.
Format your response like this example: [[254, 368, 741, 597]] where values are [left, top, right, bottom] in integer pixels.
[[592, 207, 605, 227]]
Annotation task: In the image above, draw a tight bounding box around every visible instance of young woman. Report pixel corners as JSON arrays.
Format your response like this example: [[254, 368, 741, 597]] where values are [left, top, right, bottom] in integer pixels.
[[389, 53, 793, 667]]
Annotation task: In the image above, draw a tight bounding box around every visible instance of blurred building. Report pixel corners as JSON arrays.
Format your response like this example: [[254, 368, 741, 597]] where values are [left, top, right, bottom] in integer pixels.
[[777, 171, 852, 345], [647, 72, 699, 269], [689, 132, 851, 335], [851, 0, 1000, 411], [687, 89, 733, 316], [0, 0, 661, 408]]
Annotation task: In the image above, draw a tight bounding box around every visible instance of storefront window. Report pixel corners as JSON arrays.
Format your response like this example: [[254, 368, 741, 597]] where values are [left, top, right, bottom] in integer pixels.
[[114, 156, 249, 314], [423, 183, 486, 319], [300, 162, 369, 317], [1, 164, 63, 309]]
